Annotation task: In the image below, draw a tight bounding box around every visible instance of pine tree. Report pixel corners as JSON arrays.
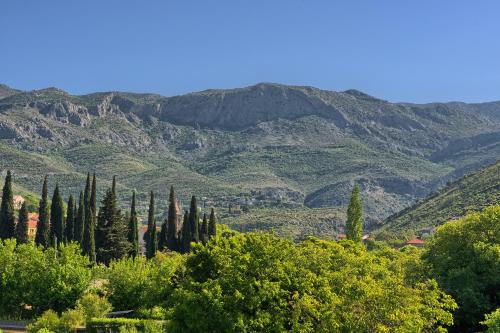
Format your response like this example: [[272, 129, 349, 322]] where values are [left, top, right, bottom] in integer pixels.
[[188, 196, 199, 243], [127, 191, 139, 257], [158, 220, 167, 251], [166, 186, 179, 252], [83, 173, 96, 262], [0, 170, 16, 240], [145, 191, 157, 259], [346, 185, 363, 242], [15, 201, 29, 244], [208, 208, 217, 239], [200, 213, 208, 245], [35, 176, 50, 247], [74, 191, 85, 244], [180, 211, 190, 253], [64, 195, 75, 242], [50, 184, 65, 246], [96, 177, 129, 264]]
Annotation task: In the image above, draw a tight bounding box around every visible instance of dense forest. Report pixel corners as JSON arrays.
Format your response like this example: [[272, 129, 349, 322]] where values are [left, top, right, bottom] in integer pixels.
[[0, 171, 498, 332]]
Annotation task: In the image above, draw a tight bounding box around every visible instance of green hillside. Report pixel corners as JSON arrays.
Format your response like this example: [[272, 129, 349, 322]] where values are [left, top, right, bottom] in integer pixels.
[[378, 160, 500, 239]]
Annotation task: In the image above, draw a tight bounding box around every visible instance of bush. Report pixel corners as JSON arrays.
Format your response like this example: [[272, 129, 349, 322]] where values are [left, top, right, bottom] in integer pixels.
[[86, 318, 165, 333], [482, 308, 500, 333], [76, 293, 113, 321]]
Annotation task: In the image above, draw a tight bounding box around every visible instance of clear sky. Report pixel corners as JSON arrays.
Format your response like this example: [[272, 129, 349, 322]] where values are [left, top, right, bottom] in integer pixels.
[[1, 0, 499, 103]]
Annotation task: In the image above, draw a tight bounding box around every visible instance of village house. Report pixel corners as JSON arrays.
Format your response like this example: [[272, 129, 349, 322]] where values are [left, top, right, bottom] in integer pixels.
[[404, 237, 425, 248]]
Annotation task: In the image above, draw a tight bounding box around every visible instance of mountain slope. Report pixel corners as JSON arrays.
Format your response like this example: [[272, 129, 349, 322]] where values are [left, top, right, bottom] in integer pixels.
[[378, 161, 500, 238], [0, 82, 498, 231]]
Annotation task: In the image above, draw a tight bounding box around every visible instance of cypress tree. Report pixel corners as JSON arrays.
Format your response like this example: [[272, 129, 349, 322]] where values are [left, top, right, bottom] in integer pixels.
[[15, 201, 29, 244], [158, 220, 167, 251], [180, 211, 190, 253], [208, 208, 217, 239], [83, 173, 96, 262], [188, 196, 199, 243], [127, 191, 139, 257], [200, 213, 208, 245], [35, 176, 50, 247], [145, 191, 157, 259], [64, 195, 75, 242], [166, 186, 179, 251], [0, 170, 16, 239], [346, 185, 363, 242], [74, 191, 85, 244], [50, 184, 65, 246]]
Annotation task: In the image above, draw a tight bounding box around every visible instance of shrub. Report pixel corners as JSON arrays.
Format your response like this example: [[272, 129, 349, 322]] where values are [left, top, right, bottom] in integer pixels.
[[482, 308, 500, 333], [86, 318, 165, 333], [76, 293, 113, 321]]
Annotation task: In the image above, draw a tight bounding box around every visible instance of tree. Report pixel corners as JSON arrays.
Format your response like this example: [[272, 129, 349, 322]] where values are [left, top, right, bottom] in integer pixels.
[[35, 176, 50, 247], [208, 208, 217, 239], [74, 191, 85, 245], [15, 202, 29, 244], [145, 191, 157, 259], [158, 220, 167, 251], [424, 205, 500, 332], [188, 196, 199, 243], [127, 191, 139, 258], [96, 177, 129, 264], [200, 213, 208, 245], [64, 195, 75, 243], [0, 170, 16, 239], [346, 185, 363, 242], [166, 186, 179, 251], [50, 184, 64, 246], [180, 211, 190, 253], [83, 173, 96, 262]]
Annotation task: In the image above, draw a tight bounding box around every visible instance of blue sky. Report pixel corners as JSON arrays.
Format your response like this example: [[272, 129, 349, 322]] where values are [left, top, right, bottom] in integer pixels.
[[1, 1, 499, 103]]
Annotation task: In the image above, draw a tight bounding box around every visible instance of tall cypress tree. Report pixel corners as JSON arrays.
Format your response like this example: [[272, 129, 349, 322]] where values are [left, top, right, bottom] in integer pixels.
[[127, 191, 139, 257], [200, 213, 208, 245], [35, 176, 50, 247], [158, 220, 167, 251], [74, 191, 85, 244], [0, 170, 16, 240], [145, 191, 157, 259], [166, 186, 179, 251], [83, 173, 96, 262], [180, 211, 190, 253], [208, 208, 217, 239], [346, 185, 363, 242], [96, 177, 129, 264], [64, 195, 75, 243], [50, 184, 64, 246], [188, 196, 199, 243], [15, 201, 29, 244]]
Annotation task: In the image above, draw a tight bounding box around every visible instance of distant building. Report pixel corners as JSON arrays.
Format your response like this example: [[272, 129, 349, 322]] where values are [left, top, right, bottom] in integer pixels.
[[27, 212, 38, 238], [335, 233, 347, 241], [229, 204, 242, 216], [404, 238, 425, 248], [13, 195, 25, 210]]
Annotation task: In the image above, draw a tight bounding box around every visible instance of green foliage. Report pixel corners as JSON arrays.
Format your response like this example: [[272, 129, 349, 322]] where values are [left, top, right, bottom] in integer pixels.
[[74, 191, 85, 244], [15, 202, 29, 244], [424, 205, 500, 332], [127, 191, 139, 257], [180, 211, 190, 253], [482, 308, 500, 333], [35, 176, 50, 247], [208, 208, 217, 239], [188, 196, 199, 243], [166, 186, 179, 252], [0, 240, 91, 318], [0, 170, 16, 239], [145, 192, 157, 259], [86, 318, 165, 333], [104, 252, 184, 311], [346, 185, 363, 242], [168, 232, 455, 332], [76, 293, 113, 322], [27, 308, 85, 333], [64, 195, 75, 243]]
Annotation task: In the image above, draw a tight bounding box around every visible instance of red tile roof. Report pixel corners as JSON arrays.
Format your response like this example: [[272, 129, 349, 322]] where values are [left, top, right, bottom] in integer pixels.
[[406, 238, 425, 245], [28, 213, 38, 229]]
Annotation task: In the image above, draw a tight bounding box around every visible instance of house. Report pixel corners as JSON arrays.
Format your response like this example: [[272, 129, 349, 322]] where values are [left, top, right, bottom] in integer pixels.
[[335, 233, 347, 241], [13, 195, 25, 210], [27, 212, 38, 238], [404, 238, 425, 248]]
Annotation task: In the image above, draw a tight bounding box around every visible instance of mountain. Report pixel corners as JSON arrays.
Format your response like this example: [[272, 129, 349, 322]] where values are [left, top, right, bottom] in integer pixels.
[[378, 161, 500, 239], [0, 82, 498, 230], [0, 84, 21, 99]]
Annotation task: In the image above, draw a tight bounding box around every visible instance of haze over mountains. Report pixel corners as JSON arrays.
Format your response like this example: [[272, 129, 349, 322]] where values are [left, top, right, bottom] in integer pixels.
[[0, 82, 499, 227]]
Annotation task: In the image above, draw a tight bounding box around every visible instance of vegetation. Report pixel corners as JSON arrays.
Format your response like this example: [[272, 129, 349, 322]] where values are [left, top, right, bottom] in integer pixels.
[[346, 185, 363, 242], [424, 206, 500, 332], [381, 160, 500, 239]]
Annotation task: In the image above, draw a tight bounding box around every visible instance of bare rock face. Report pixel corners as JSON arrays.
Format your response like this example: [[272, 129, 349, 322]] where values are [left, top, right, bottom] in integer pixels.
[[0, 121, 21, 139], [31, 101, 91, 126]]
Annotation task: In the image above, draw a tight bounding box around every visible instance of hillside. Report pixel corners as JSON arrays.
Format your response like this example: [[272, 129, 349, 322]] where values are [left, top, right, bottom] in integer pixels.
[[378, 160, 500, 239], [0, 82, 499, 233]]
